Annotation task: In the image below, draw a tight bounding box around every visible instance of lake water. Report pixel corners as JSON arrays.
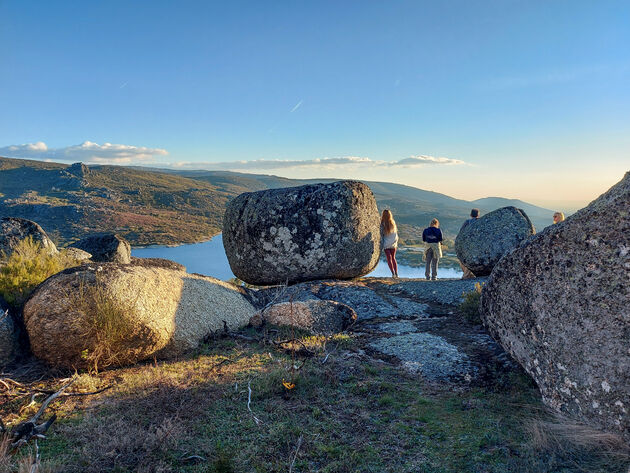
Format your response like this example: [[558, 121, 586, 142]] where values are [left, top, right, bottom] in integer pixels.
[[132, 234, 463, 280]]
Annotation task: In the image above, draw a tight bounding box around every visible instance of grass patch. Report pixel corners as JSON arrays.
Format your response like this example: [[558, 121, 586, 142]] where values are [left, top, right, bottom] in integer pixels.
[[459, 282, 484, 324], [2, 335, 628, 472]]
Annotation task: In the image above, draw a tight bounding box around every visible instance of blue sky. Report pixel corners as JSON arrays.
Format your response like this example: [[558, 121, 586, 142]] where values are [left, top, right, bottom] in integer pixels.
[[1, 0, 628, 210]]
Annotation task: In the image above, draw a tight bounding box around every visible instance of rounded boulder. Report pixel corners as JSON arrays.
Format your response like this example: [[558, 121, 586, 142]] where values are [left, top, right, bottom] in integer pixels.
[[455, 206, 535, 276], [70, 233, 131, 264], [0, 217, 58, 256], [23, 259, 256, 369], [223, 180, 381, 285]]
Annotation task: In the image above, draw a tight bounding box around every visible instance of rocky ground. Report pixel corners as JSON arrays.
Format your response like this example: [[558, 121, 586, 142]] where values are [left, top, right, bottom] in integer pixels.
[[2, 277, 628, 473]]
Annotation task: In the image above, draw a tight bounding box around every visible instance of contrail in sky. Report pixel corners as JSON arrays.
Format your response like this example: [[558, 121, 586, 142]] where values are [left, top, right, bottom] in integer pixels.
[[290, 100, 303, 113]]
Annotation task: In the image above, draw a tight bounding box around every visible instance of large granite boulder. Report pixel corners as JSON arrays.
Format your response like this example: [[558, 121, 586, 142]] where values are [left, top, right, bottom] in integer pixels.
[[250, 299, 357, 334], [23, 259, 256, 369], [480, 173, 630, 441], [70, 233, 131, 264], [0, 217, 58, 257], [223, 181, 381, 285], [455, 206, 535, 276]]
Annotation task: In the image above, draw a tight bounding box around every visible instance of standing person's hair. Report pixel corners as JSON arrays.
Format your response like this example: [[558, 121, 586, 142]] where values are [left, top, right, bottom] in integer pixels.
[[430, 218, 439, 228], [470, 208, 479, 218], [381, 210, 397, 235], [553, 212, 565, 224]]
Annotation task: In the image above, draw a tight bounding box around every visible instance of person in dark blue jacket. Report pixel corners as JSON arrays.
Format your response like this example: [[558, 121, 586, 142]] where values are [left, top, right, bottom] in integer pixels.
[[422, 218, 443, 280]]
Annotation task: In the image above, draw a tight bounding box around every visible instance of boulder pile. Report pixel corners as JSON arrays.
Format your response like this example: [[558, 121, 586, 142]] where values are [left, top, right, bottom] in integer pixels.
[[480, 173, 630, 440], [223, 181, 381, 285], [455, 206, 535, 276]]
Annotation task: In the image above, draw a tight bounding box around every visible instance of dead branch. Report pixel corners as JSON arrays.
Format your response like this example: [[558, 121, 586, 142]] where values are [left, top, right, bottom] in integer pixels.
[[10, 378, 75, 449], [247, 380, 262, 425], [289, 435, 303, 473]]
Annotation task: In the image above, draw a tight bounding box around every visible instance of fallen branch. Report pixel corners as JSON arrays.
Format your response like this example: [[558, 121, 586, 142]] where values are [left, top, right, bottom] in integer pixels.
[[289, 435, 303, 473], [11, 378, 75, 450], [247, 380, 262, 426]]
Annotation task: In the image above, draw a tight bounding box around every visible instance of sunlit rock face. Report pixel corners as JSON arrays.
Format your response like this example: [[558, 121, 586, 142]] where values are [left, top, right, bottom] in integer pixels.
[[223, 181, 381, 285], [455, 206, 536, 276], [23, 259, 255, 369], [480, 172, 630, 441]]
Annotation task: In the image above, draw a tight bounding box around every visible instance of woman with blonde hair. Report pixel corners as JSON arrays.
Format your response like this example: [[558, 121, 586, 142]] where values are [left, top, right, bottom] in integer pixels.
[[422, 218, 443, 281], [381, 210, 399, 278], [553, 212, 565, 224]]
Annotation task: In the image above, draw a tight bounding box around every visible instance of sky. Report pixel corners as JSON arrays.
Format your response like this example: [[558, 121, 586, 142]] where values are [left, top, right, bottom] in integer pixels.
[[1, 0, 628, 211]]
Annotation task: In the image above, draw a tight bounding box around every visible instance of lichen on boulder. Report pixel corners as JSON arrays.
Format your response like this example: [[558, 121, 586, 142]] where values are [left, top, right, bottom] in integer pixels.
[[222, 181, 381, 285], [480, 172, 630, 441], [455, 206, 535, 276]]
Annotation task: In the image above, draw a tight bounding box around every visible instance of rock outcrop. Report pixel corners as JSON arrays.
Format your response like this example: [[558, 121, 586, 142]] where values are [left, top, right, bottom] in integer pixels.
[[480, 173, 630, 440], [455, 207, 535, 276], [70, 233, 131, 264], [0, 217, 58, 256], [23, 259, 256, 369], [223, 181, 381, 285], [250, 300, 357, 334]]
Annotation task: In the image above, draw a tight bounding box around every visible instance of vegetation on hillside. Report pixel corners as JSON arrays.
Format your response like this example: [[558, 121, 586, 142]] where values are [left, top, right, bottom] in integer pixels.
[[0, 157, 555, 247]]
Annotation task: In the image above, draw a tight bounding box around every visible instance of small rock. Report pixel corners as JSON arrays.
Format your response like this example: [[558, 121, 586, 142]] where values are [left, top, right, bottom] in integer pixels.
[[253, 299, 357, 334], [70, 233, 131, 264]]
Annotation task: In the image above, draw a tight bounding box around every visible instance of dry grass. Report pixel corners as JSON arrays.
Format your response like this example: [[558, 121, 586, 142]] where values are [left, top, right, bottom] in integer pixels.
[[528, 416, 630, 463], [68, 277, 155, 373]]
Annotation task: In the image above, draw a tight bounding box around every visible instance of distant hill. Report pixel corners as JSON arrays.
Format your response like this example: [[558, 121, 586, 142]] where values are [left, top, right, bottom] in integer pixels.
[[1, 157, 557, 246]]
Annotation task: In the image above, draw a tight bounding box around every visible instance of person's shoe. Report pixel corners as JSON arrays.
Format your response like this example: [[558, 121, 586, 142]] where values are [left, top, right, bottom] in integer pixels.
[[431, 277, 437, 281]]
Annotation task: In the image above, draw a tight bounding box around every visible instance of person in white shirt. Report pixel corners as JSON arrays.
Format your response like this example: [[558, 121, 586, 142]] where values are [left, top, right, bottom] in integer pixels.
[[381, 210, 399, 278]]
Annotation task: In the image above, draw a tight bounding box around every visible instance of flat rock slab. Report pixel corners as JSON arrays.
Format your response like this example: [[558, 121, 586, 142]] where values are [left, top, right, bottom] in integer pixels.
[[249, 277, 520, 386], [369, 333, 473, 381], [366, 278, 487, 306], [252, 280, 430, 320]]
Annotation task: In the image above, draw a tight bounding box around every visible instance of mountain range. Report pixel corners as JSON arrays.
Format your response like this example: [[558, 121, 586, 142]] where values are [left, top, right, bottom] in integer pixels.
[[0, 157, 557, 246]]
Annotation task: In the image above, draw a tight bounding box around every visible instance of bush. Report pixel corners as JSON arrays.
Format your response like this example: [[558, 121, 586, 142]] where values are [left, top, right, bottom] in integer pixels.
[[0, 237, 81, 307], [459, 282, 484, 324]]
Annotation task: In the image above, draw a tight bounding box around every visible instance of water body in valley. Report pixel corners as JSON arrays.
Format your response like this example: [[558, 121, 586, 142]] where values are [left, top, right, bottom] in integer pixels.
[[132, 234, 463, 281]]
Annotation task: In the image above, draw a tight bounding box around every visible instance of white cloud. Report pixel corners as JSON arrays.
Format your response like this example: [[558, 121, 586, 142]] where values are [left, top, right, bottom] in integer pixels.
[[0, 141, 168, 164], [170, 154, 467, 171]]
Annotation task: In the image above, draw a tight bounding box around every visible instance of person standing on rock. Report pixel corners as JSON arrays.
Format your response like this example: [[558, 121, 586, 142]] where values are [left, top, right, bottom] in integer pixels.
[[459, 209, 479, 279], [381, 210, 399, 278], [422, 218, 443, 280]]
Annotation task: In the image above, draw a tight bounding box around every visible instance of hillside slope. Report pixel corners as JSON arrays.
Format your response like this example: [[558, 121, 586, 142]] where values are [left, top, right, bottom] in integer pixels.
[[1, 157, 556, 246]]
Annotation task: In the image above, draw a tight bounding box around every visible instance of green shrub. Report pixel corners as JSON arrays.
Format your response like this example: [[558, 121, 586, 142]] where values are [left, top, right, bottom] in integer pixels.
[[0, 237, 81, 307], [459, 282, 484, 324]]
